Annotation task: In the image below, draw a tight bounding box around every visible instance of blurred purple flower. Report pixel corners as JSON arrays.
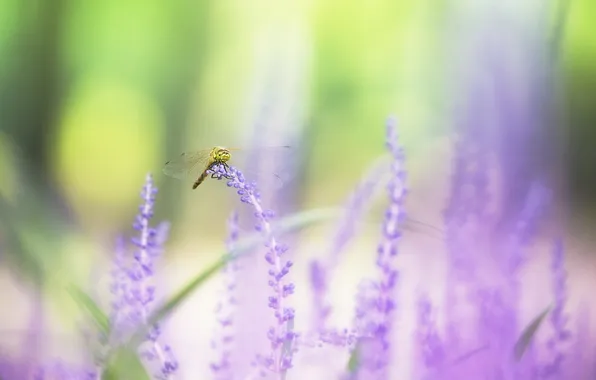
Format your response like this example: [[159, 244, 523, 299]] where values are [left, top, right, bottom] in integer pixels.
[[109, 236, 128, 342], [210, 211, 241, 379], [415, 295, 445, 372], [0, 355, 34, 380], [309, 159, 387, 331], [512, 183, 552, 245], [208, 164, 296, 377], [540, 238, 571, 378], [498, 183, 553, 357], [443, 121, 491, 228], [352, 280, 379, 340], [355, 117, 406, 379], [109, 174, 178, 379], [16, 96, 588, 380], [32, 361, 97, 380]]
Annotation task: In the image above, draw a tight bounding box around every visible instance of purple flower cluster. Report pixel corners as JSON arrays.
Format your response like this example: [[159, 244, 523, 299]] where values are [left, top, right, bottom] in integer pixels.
[[415, 296, 445, 371], [207, 164, 297, 376], [0, 356, 97, 380], [541, 238, 571, 377], [309, 159, 387, 331], [109, 174, 178, 379], [354, 117, 407, 379], [9, 118, 593, 380], [33, 361, 98, 380], [210, 211, 241, 379]]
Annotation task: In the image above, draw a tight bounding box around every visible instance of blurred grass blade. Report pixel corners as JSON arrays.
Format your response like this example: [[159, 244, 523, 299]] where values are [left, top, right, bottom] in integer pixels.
[[102, 347, 151, 380], [0, 195, 45, 283], [346, 342, 360, 373], [68, 285, 110, 335], [513, 305, 552, 361], [128, 207, 338, 347], [451, 343, 490, 365]]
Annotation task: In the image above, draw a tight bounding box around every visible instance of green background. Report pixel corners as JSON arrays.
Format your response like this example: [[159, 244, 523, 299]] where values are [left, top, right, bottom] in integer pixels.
[[0, 0, 593, 284]]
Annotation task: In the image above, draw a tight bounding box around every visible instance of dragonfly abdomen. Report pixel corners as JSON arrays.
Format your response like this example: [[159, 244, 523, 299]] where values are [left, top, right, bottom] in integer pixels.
[[193, 170, 209, 189], [192, 159, 231, 189]]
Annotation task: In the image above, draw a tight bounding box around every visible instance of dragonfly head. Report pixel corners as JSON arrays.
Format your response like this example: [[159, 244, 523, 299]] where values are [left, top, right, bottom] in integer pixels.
[[212, 146, 231, 163]]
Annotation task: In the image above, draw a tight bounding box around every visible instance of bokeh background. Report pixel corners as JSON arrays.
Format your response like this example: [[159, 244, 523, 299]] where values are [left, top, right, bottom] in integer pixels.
[[0, 0, 595, 377]]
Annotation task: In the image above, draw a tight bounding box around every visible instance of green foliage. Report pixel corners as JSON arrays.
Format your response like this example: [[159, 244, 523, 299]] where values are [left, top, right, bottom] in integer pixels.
[[68, 284, 110, 336], [346, 343, 361, 373], [0, 195, 45, 283], [102, 347, 151, 380], [0, 191, 66, 286]]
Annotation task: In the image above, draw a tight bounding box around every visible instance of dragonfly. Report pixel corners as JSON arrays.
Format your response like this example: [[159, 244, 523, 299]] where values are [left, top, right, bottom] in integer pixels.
[[162, 145, 292, 189]]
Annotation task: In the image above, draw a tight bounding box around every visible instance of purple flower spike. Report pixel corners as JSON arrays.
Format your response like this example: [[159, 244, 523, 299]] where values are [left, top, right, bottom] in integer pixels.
[[109, 174, 178, 380], [357, 117, 407, 379], [33, 361, 98, 380], [207, 165, 296, 377], [416, 296, 445, 371], [310, 159, 387, 331], [210, 211, 241, 380], [541, 238, 571, 377], [109, 234, 133, 346]]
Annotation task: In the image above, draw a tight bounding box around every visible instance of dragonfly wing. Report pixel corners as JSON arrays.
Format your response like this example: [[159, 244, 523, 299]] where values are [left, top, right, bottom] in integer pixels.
[[227, 146, 295, 189], [163, 151, 210, 180], [240, 167, 286, 189]]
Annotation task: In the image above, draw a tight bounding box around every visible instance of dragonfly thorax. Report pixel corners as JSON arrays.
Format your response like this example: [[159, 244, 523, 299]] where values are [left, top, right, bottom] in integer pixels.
[[211, 146, 231, 163]]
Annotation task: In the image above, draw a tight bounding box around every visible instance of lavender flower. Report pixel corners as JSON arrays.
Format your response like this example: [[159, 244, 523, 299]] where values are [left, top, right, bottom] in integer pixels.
[[109, 236, 128, 342], [109, 174, 178, 380], [32, 361, 98, 380], [462, 186, 551, 379], [442, 102, 491, 353], [541, 238, 571, 378], [443, 123, 491, 227], [12, 115, 588, 380], [356, 117, 407, 378], [207, 164, 296, 376], [500, 182, 552, 345], [416, 296, 445, 371], [210, 211, 241, 379], [352, 280, 379, 340], [0, 354, 42, 380], [340, 279, 382, 379], [309, 159, 387, 331], [508, 182, 552, 251]]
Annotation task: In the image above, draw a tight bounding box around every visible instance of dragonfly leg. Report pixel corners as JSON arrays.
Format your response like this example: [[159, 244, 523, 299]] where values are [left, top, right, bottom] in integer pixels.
[[222, 162, 234, 179], [207, 161, 224, 178]]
